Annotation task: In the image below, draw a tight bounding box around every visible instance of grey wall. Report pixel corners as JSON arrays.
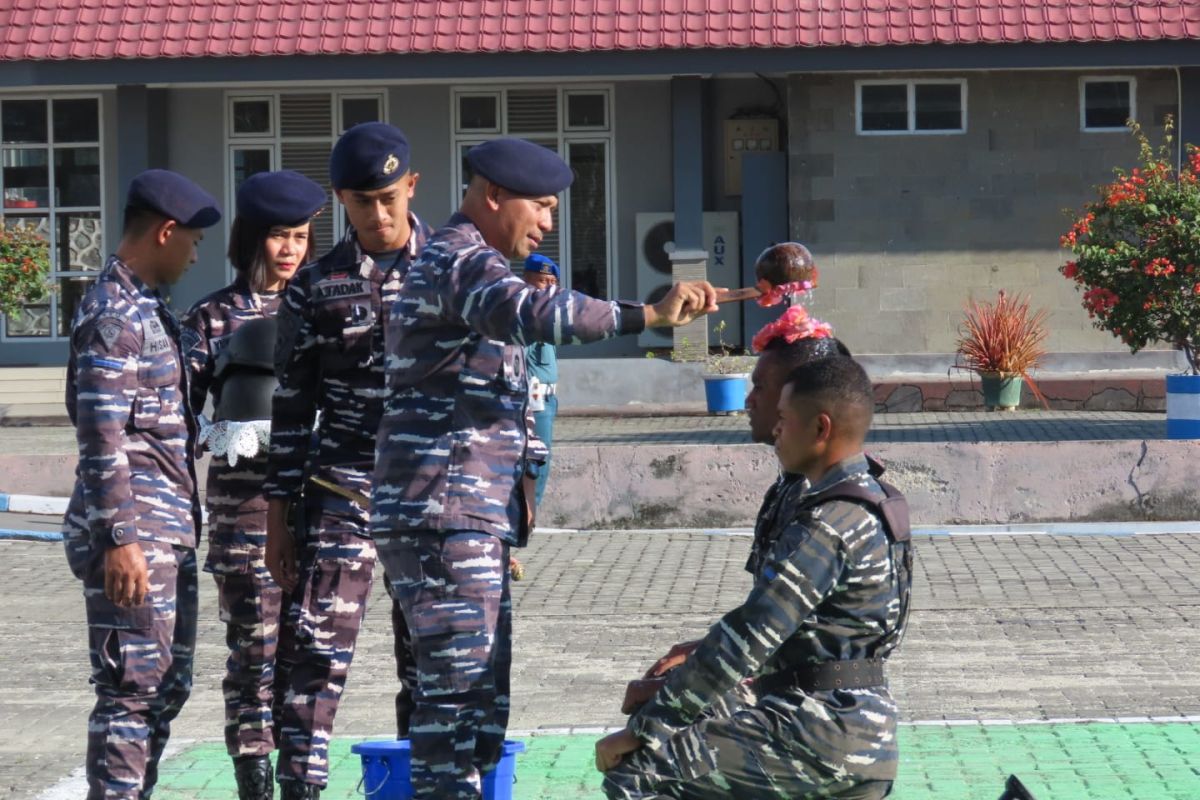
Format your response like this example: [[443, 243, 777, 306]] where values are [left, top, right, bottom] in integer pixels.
[[788, 68, 1180, 356], [161, 88, 227, 315], [390, 85, 453, 226]]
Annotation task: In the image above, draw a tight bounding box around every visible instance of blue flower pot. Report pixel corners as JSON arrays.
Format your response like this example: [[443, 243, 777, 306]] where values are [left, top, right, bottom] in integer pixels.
[[703, 374, 748, 415], [1166, 373, 1200, 439]]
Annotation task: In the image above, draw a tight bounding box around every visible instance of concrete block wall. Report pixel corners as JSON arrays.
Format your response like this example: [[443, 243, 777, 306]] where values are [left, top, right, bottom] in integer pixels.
[[788, 69, 1180, 357]]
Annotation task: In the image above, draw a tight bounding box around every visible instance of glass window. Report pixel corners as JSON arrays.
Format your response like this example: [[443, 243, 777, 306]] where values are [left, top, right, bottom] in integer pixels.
[[232, 98, 272, 135], [1084, 80, 1133, 130], [52, 99, 99, 142], [232, 148, 272, 190], [2, 96, 103, 341], [568, 141, 608, 298], [567, 93, 607, 129], [458, 95, 499, 131], [860, 84, 908, 132], [915, 83, 963, 131], [54, 147, 101, 207], [341, 97, 380, 132], [2, 99, 47, 144]]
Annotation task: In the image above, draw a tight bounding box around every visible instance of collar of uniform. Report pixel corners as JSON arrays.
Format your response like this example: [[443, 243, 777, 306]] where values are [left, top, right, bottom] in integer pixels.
[[342, 212, 424, 276], [801, 453, 871, 498], [104, 254, 160, 303], [446, 212, 487, 248]]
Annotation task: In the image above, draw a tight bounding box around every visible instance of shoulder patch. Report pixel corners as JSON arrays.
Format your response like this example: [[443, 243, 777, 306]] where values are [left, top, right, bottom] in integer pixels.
[[95, 314, 126, 350]]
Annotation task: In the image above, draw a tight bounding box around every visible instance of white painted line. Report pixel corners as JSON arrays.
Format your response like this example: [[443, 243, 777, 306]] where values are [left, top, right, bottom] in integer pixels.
[[0, 492, 69, 515]]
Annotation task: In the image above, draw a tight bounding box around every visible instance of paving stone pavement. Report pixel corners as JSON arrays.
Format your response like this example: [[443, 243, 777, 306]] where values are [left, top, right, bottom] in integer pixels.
[[0, 410, 1168, 457], [4, 526, 1200, 798]]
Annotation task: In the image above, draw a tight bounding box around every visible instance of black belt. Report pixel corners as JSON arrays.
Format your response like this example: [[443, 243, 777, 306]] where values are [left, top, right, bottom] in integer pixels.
[[755, 658, 886, 693]]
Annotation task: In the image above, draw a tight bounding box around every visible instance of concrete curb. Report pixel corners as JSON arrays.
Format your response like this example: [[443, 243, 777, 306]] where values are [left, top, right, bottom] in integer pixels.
[[0, 492, 69, 515], [0, 528, 62, 541]]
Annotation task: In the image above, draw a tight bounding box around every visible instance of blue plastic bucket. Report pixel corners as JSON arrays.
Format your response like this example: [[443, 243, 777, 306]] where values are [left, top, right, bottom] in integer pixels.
[[351, 739, 526, 799], [703, 374, 748, 414]]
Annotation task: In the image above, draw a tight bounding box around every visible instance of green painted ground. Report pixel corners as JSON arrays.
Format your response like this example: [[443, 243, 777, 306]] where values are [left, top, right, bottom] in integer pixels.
[[154, 722, 1200, 799]]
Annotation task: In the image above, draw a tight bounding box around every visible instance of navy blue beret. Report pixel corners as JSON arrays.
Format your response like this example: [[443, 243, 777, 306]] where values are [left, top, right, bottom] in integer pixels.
[[126, 169, 221, 229], [467, 138, 573, 197], [524, 253, 559, 278], [236, 170, 326, 228], [330, 122, 410, 191]]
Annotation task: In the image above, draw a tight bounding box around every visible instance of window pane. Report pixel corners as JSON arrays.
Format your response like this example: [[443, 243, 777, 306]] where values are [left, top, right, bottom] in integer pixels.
[[52, 99, 99, 142], [915, 84, 963, 130], [458, 96, 498, 131], [860, 85, 907, 131], [567, 94, 607, 129], [58, 276, 95, 336], [55, 147, 101, 207], [568, 142, 608, 298], [233, 149, 272, 190], [3, 148, 50, 208], [58, 212, 103, 271], [1085, 81, 1132, 129], [5, 303, 51, 337], [342, 97, 380, 132], [2, 100, 47, 144], [233, 99, 272, 135]]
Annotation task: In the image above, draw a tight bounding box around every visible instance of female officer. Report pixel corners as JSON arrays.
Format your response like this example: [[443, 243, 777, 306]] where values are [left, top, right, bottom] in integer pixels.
[[182, 170, 326, 800]]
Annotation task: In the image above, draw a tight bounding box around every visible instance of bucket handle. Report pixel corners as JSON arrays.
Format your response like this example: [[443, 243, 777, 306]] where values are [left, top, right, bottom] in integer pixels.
[[356, 759, 392, 797]]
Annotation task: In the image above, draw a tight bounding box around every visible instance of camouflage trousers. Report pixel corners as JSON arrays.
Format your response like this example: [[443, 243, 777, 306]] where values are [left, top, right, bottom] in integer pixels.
[[376, 530, 512, 800], [273, 491, 378, 788], [603, 690, 894, 800], [81, 541, 198, 800]]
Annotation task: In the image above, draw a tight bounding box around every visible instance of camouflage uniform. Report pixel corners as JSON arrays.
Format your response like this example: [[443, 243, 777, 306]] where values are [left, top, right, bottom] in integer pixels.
[[265, 216, 430, 788], [61, 255, 201, 800], [181, 277, 284, 759], [604, 454, 912, 800], [371, 212, 645, 798]]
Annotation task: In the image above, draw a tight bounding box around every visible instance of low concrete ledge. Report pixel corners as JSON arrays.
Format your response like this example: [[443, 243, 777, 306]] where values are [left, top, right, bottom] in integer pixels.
[[542, 440, 1200, 528]]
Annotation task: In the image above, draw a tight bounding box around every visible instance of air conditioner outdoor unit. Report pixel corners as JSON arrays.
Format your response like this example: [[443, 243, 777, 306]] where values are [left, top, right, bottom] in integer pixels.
[[635, 212, 741, 348]]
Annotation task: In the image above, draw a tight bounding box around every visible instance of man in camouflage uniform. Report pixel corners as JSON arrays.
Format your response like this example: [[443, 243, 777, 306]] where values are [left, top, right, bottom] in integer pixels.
[[598, 356, 913, 800], [61, 170, 220, 800], [371, 137, 719, 799], [264, 123, 430, 800]]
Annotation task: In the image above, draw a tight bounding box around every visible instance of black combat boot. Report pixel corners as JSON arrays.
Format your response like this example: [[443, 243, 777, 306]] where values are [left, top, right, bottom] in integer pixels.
[[278, 780, 321, 800], [233, 755, 274, 800], [998, 775, 1038, 800]]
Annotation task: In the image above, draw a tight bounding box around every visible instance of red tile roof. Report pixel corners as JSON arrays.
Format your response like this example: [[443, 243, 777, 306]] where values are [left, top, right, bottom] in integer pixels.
[[1, 0, 1197, 61]]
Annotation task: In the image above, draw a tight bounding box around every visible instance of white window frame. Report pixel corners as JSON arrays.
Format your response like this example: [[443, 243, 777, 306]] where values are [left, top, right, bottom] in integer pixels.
[[1079, 76, 1137, 133], [1, 93, 106, 343], [449, 85, 617, 298], [855, 78, 968, 136], [223, 89, 389, 280]]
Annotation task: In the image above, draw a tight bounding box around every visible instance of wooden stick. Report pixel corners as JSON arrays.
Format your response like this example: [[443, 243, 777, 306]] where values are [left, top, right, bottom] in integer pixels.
[[714, 287, 762, 304]]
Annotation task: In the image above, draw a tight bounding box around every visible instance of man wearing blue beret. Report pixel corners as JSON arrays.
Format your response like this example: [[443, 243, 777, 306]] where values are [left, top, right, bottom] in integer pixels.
[[265, 122, 432, 800], [60, 168, 220, 800], [371, 137, 720, 798]]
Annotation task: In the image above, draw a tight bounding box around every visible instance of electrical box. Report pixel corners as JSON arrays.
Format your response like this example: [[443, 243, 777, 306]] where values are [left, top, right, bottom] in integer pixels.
[[724, 118, 779, 196]]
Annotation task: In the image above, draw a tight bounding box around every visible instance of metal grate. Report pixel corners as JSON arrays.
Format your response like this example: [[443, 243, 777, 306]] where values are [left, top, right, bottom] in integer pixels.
[[280, 93, 333, 138], [281, 142, 334, 253], [506, 89, 558, 134]]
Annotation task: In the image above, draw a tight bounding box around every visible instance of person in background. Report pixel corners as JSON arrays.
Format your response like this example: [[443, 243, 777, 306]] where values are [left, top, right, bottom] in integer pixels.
[[182, 170, 325, 800], [522, 252, 560, 505]]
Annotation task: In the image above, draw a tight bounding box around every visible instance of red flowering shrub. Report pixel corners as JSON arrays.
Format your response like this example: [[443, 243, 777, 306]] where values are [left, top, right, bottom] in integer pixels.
[[1061, 118, 1200, 372], [0, 222, 51, 319]]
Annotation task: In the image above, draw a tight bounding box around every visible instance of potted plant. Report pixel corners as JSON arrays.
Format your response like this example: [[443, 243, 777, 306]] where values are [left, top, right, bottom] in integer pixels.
[[0, 221, 51, 328], [955, 290, 1049, 411], [700, 321, 756, 415], [1060, 117, 1200, 436]]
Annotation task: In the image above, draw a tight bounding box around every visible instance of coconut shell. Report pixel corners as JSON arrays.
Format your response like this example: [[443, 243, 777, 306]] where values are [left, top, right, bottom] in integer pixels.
[[753, 242, 819, 289]]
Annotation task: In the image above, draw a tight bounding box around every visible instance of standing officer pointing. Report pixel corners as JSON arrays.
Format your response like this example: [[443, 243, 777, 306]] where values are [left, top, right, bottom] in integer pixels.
[[61, 169, 220, 800], [371, 137, 718, 799], [264, 122, 430, 800]]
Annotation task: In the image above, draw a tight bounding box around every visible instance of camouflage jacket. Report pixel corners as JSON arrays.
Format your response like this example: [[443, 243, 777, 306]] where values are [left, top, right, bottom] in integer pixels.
[[181, 279, 282, 564], [745, 471, 808, 575], [265, 216, 430, 504], [371, 212, 644, 544], [629, 454, 912, 782], [62, 256, 201, 564]]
